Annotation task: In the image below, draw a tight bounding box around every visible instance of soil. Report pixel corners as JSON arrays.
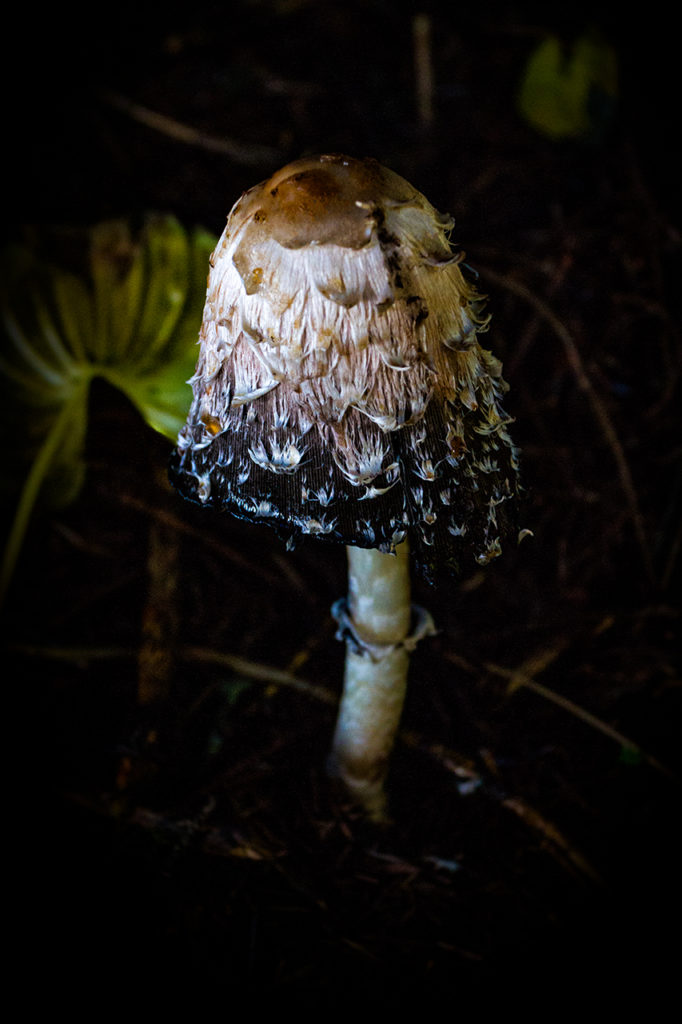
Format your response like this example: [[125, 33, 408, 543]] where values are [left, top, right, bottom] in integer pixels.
[[4, 0, 680, 1008]]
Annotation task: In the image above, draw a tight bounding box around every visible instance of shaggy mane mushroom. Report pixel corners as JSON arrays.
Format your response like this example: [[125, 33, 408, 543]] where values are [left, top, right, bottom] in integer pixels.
[[170, 153, 521, 819]]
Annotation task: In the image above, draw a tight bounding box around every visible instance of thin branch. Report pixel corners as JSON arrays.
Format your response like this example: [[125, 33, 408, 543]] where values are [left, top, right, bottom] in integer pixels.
[[13, 639, 601, 882], [15, 637, 674, 785], [442, 642, 678, 784], [481, 265, 655, 583], [182, 645, 338, 705], [500, 795, 602, 883], [1, 387, 87, 605], [400, 728, 600, 883], [485, 659, 678, 783], [413, 13, 434, 130], [103, 92, 281, 166], [10, 641, 337, 706], [138, 517, 180, 705], [114, 491, 314, 598]]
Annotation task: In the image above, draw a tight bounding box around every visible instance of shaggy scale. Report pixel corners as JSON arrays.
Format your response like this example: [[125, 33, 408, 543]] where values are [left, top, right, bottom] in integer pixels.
[[170, 154, 521, 580]]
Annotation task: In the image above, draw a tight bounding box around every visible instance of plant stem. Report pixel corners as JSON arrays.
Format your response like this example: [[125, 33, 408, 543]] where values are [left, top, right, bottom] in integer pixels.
[[0, 387, 87, 606], [329, 541, 412, 821]]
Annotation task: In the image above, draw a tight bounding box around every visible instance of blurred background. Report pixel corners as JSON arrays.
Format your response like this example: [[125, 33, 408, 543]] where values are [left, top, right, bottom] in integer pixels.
[[3, 0, 680, 1007]]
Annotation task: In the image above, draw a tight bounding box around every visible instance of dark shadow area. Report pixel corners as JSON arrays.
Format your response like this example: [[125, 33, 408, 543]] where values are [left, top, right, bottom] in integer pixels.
[[3, 0, 680, 1006]]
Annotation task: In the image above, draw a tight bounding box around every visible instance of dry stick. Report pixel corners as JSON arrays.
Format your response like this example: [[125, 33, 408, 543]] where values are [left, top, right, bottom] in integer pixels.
[[14, 640, 599, 878], [9, 640, 626, 879], [138, 516, 180, 705], [183, 645, 337, 706], [443, 644, 678, 784], [19, 626, 676, 788], [480, 267, 655, 585], [499, 796, 602, 883], [103, 91, 280, 165], [16, 640, 674, 781], [487, 660, 678, 783], [413, 13, 434, 130], [115, 491, 311, 598], [10, 643, 335, 702], [505, 250, 574, 377]]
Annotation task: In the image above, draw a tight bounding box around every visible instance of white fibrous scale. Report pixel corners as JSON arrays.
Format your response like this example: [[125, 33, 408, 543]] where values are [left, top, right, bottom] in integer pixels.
[[170, 154, 522, 579]]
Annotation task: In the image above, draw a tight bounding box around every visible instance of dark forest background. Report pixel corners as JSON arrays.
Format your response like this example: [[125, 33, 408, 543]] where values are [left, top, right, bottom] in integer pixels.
[[3, 0, 680, 1009]]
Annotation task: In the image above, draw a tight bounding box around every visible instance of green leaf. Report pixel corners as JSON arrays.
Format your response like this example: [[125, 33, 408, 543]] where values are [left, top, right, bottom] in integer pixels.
[[110, 221, 214, 440], [517, 31, 618, 142], [130, 214, 192, 371], [0, 381, 90, 602], [0, 214, 216, 602], [50, 268, 93, 363], [619, 744, 643, 767]]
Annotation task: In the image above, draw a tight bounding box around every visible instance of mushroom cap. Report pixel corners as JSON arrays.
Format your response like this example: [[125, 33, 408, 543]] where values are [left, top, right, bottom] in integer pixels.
[[170, 154, 521, 579]]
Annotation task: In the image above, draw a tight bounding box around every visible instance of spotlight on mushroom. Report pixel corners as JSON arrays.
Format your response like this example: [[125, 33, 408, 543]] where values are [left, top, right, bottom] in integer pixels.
[[170, 154, 522, 820]]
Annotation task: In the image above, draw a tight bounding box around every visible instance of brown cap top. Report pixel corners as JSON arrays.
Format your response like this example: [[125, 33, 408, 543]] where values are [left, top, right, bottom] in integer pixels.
[[170, 154, 521, 580], [229, 154, 434, 250]]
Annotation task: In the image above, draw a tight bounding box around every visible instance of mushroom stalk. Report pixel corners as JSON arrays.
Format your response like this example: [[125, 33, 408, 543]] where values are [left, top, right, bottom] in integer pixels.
[[329, 541, 412, 820], [169, 153, 523, 822]]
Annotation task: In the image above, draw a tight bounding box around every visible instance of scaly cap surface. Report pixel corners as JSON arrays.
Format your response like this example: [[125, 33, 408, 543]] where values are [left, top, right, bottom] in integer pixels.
[[170, 154, 521, 578]]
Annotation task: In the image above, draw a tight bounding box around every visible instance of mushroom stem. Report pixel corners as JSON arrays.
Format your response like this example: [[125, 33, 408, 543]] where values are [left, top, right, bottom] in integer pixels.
[[329, 541, 412, 821]]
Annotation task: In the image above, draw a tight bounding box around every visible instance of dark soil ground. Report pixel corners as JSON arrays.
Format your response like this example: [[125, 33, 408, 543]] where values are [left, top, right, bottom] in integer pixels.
[[4, 0, 680, 1008]]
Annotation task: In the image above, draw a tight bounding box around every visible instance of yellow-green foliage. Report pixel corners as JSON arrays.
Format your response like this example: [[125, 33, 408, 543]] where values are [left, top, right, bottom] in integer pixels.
[[0, 214, 216, 600], [517, 32, 618, 142]]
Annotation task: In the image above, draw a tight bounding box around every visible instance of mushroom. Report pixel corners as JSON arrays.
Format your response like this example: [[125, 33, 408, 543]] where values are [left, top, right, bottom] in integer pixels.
[[170, 154, 521, 820]]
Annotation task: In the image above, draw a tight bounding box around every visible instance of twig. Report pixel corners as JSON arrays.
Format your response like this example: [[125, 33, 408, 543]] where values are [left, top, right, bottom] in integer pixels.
[[182, 645, 338, 705], [413, 14, 434, 130], [485, 658, 678, 783], [115, 491, 313, 598], [480, 266, 655, 584], [9, 640, 337, 706], [138, 516, 180, 705], [9, 639, 612, 880], [401, 729, 600, 883], [501, 796, 602, 883], [442, 642, 678, 784], [16, 637, 673, 784], [506, 249, 574, 376], [103, 91, 280, 166], [1, 390, 85, 606]]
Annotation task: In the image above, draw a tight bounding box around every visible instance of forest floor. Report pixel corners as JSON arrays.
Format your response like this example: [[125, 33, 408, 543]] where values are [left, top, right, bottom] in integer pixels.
[[4, 1, 680, 1007]]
